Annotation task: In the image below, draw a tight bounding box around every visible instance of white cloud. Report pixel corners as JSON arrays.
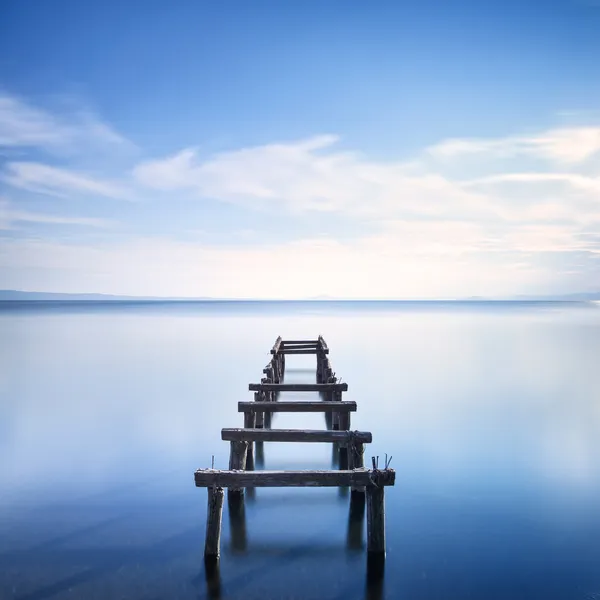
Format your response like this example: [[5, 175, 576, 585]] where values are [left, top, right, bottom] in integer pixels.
[[0, 93, 133, 155], [2, 162, 132, 200], [133, 135, 490, 219], [0, 198, 111, 230], [427, 126, 600, 164], [1, 90, 600, 297], [465, 172, 600, 195]]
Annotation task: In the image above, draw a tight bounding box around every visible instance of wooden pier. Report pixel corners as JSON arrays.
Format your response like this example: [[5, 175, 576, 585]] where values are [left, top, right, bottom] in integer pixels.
[[194, 335, 395, 569]]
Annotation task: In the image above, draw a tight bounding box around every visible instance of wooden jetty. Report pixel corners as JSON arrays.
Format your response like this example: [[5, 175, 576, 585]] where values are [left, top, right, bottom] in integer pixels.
[[194, 335, 395, 567]]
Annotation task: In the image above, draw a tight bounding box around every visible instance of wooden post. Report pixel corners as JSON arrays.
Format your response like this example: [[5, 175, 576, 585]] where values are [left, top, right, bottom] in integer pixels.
[[204, 556, 221, 599], [244, 412, 255, 466], [228, 493, 247, 553], [316, 352, 323, 383], [228, 440, 248, 499], [264, 376, 273, 429], [350, 442, 365, 493], [254, 391, 264, 428], [255, 441, 264, 468], [204, 486, 224, 559], [347, 488, 366, 551], [330, 380, 340, 430], [366, 482, 386, 556], [338, 400, 349, 469]]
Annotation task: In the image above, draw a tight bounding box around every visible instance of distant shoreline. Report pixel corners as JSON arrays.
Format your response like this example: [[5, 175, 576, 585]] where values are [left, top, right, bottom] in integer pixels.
[[1, 290, 599, 303]]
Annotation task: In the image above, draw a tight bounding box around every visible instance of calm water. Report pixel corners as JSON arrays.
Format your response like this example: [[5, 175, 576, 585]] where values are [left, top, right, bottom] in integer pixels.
[[1, 301, 599, 600]]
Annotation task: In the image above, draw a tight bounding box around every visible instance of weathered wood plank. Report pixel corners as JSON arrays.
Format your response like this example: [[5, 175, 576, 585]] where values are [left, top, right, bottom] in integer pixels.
[[221, 428, 372, 443], [276, 348, 323, 355], [281, 339, 319, 345], [204, 486, 224, 558], [195, 468, 396, 488], [238, 401, 357, 413], [249, 383, 348, 392]]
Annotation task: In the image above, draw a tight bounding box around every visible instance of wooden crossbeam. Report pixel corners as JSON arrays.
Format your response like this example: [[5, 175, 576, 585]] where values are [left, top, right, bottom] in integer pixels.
[[195, 468, 395, 488], [277, 348, 323, 355], [248, 383, 348, 392], [238, 401, 357, 413], [221, 428, 371, 443]]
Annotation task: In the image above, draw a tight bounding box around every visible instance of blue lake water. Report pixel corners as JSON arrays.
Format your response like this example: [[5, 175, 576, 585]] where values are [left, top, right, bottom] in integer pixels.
[[1, 301, 599, 599]]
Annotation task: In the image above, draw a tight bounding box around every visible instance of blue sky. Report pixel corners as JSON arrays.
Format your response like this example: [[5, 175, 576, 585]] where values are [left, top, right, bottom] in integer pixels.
[[1, 0, 599, 298]]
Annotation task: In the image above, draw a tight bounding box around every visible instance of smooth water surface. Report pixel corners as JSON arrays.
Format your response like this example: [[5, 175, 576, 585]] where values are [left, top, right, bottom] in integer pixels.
[[1, 301, 599, 599]]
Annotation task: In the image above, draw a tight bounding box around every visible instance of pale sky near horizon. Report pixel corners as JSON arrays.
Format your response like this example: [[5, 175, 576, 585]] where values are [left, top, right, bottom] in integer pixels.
[[1, 0, 599, 298]]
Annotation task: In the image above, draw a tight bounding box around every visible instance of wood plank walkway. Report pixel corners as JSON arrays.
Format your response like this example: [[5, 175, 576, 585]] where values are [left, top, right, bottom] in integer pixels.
[[194, 335, 395, 570]]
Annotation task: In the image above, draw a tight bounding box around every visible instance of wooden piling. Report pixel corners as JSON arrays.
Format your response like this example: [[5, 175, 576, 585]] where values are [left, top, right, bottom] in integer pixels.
[[254, 391, 265, 428], [366, 482, 386, 556], [228, 492, 247, 553], [244, 412, 256, 464], [204, 486, 224, 559], [228, 440, 248, 498], [347, 489, 366, 551], [350, 442, 365, 493]]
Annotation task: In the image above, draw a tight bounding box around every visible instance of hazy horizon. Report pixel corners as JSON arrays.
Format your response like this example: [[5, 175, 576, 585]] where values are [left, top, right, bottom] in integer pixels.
[[2, 288, 600, 302]]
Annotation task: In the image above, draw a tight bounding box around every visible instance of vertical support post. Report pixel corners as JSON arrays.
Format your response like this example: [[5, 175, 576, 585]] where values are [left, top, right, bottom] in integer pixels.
[[228, 440, 248, 499], [254, 391, 264, 428], [316, 351, 323, 383], [204, 486, 224, 559], [338, 400, 349, 469], [244, 411, 256, 467], [264, 376, 273, 429], [350, 442, 365, 494], [366, 483, 386, 556], [227, 492, 247, 553], [331, 382, 340, 430], [276, 356, 281, 383], [347, 488, 366, 551]]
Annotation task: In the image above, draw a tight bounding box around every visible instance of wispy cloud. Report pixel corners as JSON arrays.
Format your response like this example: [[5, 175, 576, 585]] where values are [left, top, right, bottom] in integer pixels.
[[0, 198, 112, 230], [427, 126, 600, 164], [0, 92, 134, 156], [3, 162, 133, 200], [133, 135, 488, 219]]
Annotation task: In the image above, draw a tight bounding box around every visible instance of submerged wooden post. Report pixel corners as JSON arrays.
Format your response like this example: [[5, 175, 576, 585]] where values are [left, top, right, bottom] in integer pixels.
[[205, 486, 224, 559], [228, 492, 247, 553], [366, 479, 386, 556]]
